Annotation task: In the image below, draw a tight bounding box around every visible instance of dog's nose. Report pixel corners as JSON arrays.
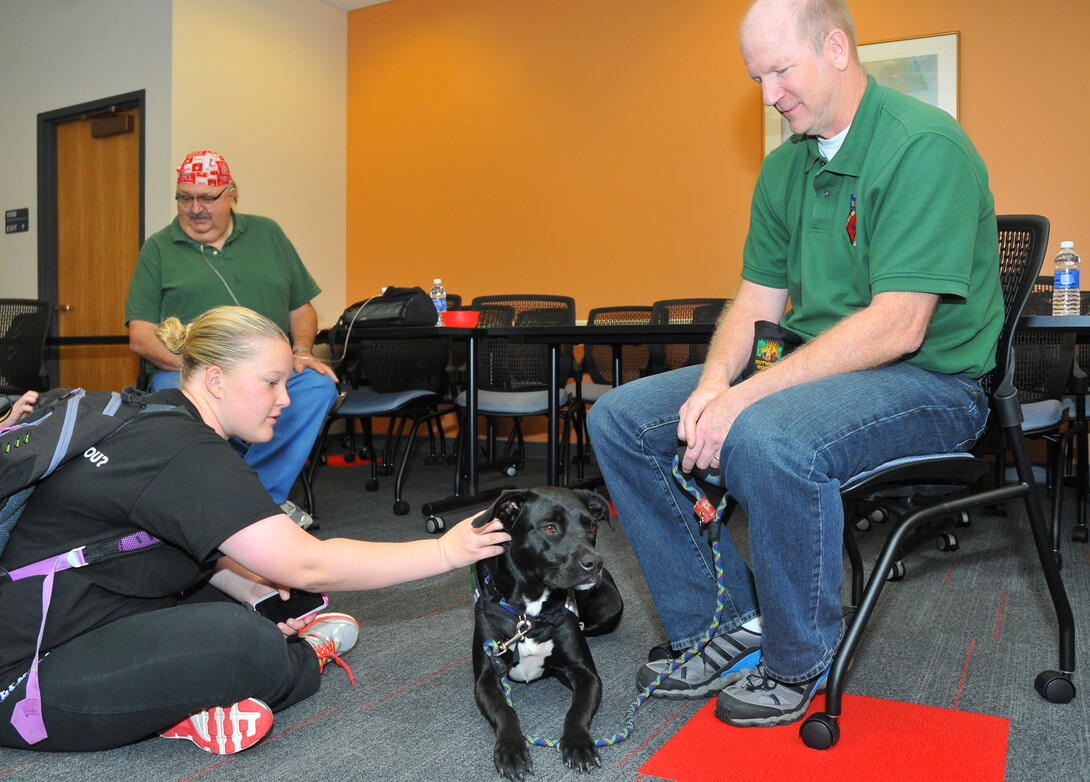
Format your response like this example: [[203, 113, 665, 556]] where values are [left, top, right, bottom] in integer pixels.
[[580, 555, 602, 573]]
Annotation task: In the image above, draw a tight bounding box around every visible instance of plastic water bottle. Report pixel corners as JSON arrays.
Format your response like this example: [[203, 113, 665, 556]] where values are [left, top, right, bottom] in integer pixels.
[[1053, 242, 1081, 316], [429, 279, 447, 325]]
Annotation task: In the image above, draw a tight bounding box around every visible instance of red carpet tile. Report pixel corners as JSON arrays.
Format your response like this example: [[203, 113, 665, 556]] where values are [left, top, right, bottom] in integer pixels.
[[639, 693, 1008, 782], [322, 454, 375, 468]]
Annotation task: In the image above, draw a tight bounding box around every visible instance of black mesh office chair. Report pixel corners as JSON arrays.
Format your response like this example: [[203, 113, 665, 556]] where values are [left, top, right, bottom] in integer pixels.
[[305, 331, 455, 518], [798, 213, 1076, 748], [1003, 275, 1085, 564], [647, 298, 731, 375], [0, 300, 52, 396], [567, 306, 654, 478], [456, 295, 576, 485]]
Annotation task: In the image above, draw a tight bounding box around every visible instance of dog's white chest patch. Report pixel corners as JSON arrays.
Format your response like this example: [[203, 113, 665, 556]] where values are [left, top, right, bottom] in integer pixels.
[[508, 638, 554, 683], [521, 588, 550, 617]]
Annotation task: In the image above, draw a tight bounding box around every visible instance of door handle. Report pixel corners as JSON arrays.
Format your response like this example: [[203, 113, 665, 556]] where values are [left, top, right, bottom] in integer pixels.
[[55, 304, 71, 313]]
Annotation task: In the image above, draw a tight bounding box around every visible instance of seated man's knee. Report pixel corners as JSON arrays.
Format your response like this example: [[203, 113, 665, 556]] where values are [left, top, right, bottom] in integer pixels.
[[288, 368, 338, 409], [149, 371, 181, 393], [587, 382, 644, 447]]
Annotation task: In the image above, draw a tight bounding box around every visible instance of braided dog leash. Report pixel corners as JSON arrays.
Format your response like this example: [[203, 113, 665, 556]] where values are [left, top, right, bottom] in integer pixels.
[[484, 454, 730, 749]]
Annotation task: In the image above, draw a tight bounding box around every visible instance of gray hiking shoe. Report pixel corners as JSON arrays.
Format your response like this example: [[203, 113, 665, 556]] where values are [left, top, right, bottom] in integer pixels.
[[636, 624, 762, 699], [280, 500, 314, 530], [713, 661, 828, 727]]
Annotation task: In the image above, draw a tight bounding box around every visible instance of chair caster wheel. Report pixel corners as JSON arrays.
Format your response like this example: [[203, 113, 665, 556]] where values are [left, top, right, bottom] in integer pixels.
[[424, 455, 436, 465], [799, 713, 839, 750], [504, 465, 518, 477], [425, 515, 446, 534], [343, 454, 355, 464], [886, 561, 906, 581], [393, 500, 410, 516], [365, 479, 379, 492], [1073, 526, 1089, 543], [936, 532, 959, 552], [1035, 670, 1075, 703], [955, 511, 971, 527], [319, 454, 328, 466]]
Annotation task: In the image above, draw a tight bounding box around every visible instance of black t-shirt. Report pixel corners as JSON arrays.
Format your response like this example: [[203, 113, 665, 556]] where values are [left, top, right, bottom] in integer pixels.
[[0, 389, 281, 685]]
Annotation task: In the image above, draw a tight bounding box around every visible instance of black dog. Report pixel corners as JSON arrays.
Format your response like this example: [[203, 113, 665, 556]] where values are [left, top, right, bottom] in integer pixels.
[[473, 487, 623, 780]]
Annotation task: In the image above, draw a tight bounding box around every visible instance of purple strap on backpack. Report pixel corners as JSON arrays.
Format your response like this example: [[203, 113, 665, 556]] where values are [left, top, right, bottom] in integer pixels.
[[9, 531, 161, 744]]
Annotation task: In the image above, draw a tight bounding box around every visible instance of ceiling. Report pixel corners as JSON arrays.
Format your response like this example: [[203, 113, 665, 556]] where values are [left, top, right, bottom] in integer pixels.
[[321, 0, 393, 10]]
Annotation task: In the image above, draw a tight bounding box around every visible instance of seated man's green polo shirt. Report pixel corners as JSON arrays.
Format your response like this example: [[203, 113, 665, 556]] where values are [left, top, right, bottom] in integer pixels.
[[742, 76, 1003, 379], [125, 212, 320, 339]]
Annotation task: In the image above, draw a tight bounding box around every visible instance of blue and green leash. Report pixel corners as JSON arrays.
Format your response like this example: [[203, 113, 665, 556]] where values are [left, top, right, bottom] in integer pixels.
[[482, 454, 731, 750]]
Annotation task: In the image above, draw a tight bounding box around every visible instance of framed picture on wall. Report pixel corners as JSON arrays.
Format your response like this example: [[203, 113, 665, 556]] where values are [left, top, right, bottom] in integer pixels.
[[763, 31, 960, 156]]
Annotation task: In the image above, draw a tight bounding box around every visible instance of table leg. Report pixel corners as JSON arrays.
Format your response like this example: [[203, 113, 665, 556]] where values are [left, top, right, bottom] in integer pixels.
[[548, 342, 558, 486], [421, 332, 509, 523]]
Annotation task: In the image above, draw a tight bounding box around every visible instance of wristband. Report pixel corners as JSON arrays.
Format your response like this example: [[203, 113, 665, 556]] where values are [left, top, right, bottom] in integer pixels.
[[292, 348, 313, 355]]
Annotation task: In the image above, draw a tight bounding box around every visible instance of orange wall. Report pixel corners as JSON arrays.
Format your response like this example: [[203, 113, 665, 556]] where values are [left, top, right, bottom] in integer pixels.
[[347, 0, 1090, 319]]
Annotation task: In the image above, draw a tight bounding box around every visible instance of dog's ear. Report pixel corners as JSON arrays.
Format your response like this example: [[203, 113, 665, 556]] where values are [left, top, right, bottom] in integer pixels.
[[477, 489, 530, 529], [576, 490, 611, 526]]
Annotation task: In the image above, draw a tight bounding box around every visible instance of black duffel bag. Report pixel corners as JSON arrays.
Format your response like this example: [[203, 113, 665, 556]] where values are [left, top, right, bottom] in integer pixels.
[[336, 286, 437, 331]]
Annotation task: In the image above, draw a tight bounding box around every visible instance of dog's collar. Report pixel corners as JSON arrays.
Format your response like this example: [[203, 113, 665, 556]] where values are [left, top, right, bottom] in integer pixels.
[[471, 568, 578, 629]]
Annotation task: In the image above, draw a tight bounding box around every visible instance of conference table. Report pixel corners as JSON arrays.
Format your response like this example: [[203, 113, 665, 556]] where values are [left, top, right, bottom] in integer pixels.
[[334, 322, 718, 525], [488, 322, 717, 488]]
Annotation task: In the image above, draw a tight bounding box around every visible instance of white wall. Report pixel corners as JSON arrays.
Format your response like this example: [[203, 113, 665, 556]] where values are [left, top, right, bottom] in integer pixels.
[[0, 0, 173, 299], [0, 0, 348, 327], [173, 0, 348, 326]]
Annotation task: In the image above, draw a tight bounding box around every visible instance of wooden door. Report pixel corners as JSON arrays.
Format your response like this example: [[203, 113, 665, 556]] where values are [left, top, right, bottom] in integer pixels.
[[55, 108, 141, 391]]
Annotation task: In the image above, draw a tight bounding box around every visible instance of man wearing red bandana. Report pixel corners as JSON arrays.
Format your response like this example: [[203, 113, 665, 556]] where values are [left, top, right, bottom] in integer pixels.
[[125, 151, 338, 529]]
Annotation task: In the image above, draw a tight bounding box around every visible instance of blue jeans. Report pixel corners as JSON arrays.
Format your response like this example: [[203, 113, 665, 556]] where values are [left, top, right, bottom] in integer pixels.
[[586, 362, 989, 683], [151, 368, 338, 503]]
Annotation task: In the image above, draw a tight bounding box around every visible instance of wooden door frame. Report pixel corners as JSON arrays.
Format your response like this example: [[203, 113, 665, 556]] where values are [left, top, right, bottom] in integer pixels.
[[37, 90, 145, 383]]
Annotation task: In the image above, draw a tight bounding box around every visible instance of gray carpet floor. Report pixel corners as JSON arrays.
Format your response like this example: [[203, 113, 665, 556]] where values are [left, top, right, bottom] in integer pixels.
[[2, 438, 1089, 781]]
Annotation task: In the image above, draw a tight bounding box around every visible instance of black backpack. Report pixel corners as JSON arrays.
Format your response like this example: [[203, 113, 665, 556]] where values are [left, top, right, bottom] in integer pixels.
[[0, 387, 184, 745], [0, 387, 182, 557]]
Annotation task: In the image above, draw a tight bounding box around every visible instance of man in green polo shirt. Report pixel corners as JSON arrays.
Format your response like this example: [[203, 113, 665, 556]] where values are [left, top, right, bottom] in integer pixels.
[[587, 0, 1001, 728], [125, 151, 338, 529]]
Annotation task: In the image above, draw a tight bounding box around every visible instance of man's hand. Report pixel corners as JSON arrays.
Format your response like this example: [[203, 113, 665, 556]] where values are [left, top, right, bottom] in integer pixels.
[[678, 374, 743, 473], [292, 352, 338, 382]]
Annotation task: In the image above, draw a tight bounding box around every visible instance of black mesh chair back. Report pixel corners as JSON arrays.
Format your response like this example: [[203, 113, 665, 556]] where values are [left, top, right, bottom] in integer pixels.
[[0, 300, 52, 395], [987, 215, 1055, 397], [470, 295, 576, 391], [647, 298, 731, 374], [354, 335, 452, 395], [1012, 277, 1070, 404], [584, 306, 654, 386]]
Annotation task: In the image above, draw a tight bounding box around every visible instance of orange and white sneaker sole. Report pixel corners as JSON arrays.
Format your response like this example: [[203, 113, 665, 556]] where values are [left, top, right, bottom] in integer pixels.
[[161, 697, 273, 754]]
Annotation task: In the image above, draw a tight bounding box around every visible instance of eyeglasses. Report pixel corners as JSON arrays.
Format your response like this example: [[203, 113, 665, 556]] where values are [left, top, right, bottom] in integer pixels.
[[175, 186, 231, 206]]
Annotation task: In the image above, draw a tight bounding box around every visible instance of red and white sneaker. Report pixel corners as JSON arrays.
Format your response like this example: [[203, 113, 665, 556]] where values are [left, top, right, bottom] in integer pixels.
[[161, 697, 273, 754], [300, 612, 359, 686]]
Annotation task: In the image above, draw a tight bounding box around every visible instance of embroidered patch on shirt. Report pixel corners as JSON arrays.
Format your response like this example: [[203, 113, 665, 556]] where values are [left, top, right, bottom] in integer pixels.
[[846, 194, 857, 246]]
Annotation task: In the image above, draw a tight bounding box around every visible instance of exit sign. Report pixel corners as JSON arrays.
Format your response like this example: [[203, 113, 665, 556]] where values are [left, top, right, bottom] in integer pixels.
[[5, 208, 28, 234]]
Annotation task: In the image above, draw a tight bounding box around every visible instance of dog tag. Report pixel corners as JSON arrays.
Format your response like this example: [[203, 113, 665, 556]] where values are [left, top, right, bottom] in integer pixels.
[[694, 497, 716, 524]]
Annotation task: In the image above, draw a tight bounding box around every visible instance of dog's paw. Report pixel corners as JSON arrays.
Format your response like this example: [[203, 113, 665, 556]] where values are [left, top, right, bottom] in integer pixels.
[[560, 732, 601, 773], [494, 737, 533, 780]]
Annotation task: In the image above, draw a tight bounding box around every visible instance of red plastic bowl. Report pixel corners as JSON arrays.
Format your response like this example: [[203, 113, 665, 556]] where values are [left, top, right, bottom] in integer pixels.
[[443, 310, 480, 328]]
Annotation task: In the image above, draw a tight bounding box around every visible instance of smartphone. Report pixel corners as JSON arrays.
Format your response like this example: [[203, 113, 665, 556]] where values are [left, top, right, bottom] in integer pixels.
[[250, 589, 329, 624]]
